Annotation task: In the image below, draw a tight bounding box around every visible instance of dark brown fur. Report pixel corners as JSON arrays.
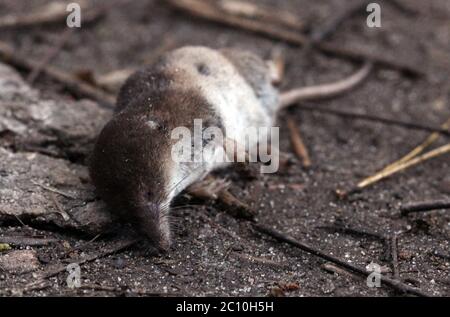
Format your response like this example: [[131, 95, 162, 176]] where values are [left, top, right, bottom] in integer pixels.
[[89, 66, 222, 250]]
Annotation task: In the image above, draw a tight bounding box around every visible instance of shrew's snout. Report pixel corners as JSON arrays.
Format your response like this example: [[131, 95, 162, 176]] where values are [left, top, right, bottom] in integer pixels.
[[133, 203, 171, 252]]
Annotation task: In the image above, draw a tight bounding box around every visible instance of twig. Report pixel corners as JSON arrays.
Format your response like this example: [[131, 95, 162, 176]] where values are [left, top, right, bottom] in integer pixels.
[[231, 252, 287, 269], [0, 41, 115, 107], [295, 104, 450, 137], [302, 0, 416, 64], [27, 28, 74, 84], [253, 223, 431, 296], [310, 1, 370, 44], [169, 0, 310, 45], [58, 233, 104, 259], [0, 1, 88, 29], [318, 224, 386, 243], [78, 284, 176, 296], [391, 234, 400, 280], [1, 280, 52, 296], [387, 0, 419, 16], [401, 200, 450, 215], [168, 0, 425, 76], [31, 180, 78, 200], [25, 238, 138, 290], [310, 0, 417, 44], [96, 36, 177, 93], [0, 236, 59, 246], [316, 42, 424, 77], [0, 0, 127, 29], [319, 222, 399, 268], [322, 262, 360, 279], [287, 117, 311, 167], [298, 1, 368, 67], [216, 0, 305, 32]]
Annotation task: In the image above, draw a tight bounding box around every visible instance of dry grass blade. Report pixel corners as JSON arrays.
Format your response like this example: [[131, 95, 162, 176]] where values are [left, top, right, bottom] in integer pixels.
[[357, 143, 450, 189], [355, 116, 450, 191], [380, 117, 450, 172]]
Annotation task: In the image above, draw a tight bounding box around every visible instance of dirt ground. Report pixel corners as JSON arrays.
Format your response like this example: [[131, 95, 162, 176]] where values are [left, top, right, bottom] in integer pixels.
[[0, 0, 449, 297]]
